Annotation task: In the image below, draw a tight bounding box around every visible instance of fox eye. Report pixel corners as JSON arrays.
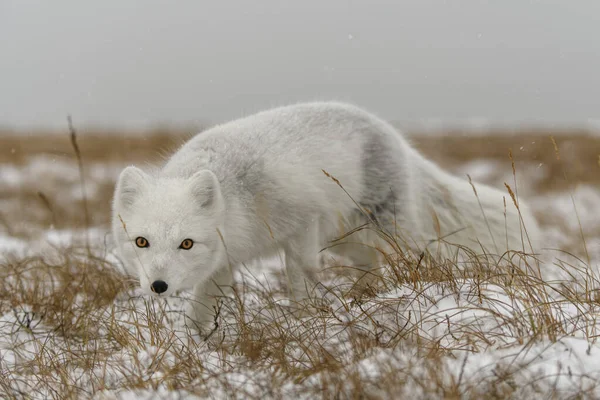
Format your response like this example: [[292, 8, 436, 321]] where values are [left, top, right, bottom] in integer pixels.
[[179, 239, 194, 250], [135, 237, 149, 248]]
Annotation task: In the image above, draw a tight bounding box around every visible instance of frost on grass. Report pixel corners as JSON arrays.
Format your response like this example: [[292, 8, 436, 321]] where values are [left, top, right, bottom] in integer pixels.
[[2, 135, 600, 399], [3, 224, 600, 399]]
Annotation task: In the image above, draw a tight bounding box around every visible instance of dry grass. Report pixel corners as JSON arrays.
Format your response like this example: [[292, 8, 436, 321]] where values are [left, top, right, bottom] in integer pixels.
[[1, 127, 600, 399], [410, 128, 600, 193]]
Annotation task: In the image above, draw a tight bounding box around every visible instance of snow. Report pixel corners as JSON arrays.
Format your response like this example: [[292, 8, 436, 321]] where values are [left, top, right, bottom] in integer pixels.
[[3, 148, 600, 399], [0, 234, 28, 255], [94, 388, 203, 400]]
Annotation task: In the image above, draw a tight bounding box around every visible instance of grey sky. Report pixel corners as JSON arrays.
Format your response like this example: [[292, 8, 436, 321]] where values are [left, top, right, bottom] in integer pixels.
[[2, 0, 600, 130]]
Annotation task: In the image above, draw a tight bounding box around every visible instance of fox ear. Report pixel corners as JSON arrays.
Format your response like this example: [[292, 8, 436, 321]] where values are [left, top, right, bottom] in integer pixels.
[[188, 170, 221, 209], [115, 166, 148, 209]]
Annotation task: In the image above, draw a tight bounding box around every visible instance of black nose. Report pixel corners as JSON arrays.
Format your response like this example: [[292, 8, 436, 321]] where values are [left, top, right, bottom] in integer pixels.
[[151, 280, 168, 294]]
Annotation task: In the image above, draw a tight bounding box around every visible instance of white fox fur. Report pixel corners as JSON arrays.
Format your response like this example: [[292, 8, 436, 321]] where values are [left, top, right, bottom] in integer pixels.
[[112, 102, 540, 332]]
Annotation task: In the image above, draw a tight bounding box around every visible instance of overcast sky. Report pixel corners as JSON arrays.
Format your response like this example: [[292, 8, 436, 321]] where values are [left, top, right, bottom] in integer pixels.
[[1, 0, 600, 130]]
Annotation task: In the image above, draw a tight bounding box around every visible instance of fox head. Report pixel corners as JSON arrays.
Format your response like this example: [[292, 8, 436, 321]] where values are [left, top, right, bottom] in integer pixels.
[[111, 166, 226, 296]]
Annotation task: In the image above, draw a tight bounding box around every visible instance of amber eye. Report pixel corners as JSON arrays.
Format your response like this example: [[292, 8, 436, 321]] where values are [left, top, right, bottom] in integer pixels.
[[135, 237, 149, 248], [179, 239, 194, 250]]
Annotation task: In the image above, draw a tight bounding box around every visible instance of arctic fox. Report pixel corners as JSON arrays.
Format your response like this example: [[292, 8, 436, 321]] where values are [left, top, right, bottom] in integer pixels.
[[112, 102, 539, 332]]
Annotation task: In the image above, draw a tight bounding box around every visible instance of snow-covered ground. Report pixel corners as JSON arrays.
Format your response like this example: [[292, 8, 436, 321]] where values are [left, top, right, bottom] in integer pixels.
[[1, 136, 600, 399]]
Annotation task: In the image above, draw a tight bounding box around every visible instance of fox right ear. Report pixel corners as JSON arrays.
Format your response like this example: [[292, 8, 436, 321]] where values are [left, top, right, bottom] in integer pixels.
[[115, 166, 148, 209]]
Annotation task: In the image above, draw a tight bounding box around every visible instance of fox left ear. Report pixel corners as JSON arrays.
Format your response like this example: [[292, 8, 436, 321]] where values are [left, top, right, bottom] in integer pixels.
[[114, 166, 148, 210], [188, 170, 221, 209]]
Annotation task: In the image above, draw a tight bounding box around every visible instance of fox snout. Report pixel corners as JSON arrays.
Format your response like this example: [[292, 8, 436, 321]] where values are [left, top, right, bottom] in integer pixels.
[[150, 280, 169, 294]]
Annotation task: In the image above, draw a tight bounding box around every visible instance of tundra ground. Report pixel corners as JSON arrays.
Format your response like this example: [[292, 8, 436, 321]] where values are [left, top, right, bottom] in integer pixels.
[[1, 127, 600, 399]]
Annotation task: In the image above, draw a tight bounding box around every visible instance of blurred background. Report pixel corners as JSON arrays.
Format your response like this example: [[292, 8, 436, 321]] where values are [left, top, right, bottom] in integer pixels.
[[2, 0, 600, 132]]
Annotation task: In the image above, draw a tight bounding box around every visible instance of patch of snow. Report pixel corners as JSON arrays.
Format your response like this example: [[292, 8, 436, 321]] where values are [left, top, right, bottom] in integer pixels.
[[93, 387, 202, 400], [0, 165, 22, 189], [0, 234, 28, 255]]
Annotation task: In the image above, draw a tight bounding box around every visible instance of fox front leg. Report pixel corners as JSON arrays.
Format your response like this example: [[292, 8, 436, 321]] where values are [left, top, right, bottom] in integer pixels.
[[185, 266, 233, 337]]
